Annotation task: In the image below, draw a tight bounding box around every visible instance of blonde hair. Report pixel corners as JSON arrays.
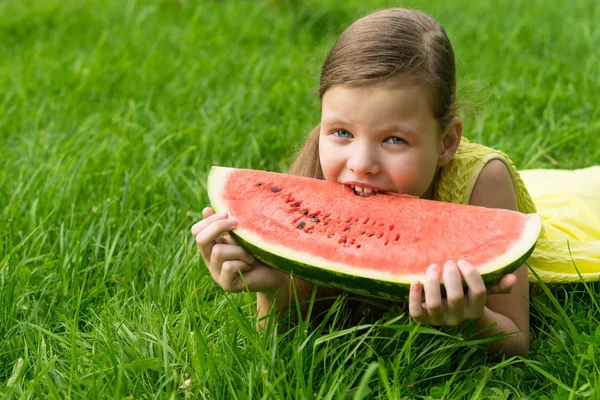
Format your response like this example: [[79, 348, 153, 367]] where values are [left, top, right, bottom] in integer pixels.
[[289, 8, 458, 178]]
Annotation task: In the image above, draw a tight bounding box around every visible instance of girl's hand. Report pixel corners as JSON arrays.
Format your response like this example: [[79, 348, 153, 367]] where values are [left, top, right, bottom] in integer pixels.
[[191, 207, 288, 294], [408, 260, 517, 327]]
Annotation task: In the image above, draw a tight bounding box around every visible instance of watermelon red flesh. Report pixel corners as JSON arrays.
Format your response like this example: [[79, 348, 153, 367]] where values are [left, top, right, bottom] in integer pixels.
[[208, 167, 542, 298]]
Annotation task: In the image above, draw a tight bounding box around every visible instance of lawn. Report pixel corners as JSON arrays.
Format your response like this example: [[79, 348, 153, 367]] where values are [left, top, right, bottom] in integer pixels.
[[1, 0, 599, 398]]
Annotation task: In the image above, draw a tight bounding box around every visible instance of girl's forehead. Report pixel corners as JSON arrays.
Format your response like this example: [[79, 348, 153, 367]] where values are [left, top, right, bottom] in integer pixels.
[[320, 81, 439, 136], [321, 81, 434, 118], [324, 76, 431, 95]]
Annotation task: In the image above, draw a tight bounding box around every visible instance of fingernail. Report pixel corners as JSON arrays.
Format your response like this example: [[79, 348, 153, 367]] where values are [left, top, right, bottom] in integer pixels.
[[228, 219, 238, 227], [428, 265, 439, 275], [412, 281, 422, 292], [444, 260, 456, 269]]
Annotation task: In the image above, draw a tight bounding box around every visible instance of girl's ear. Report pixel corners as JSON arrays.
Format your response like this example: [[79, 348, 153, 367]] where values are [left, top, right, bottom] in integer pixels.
[[437, 117, 463, 167]]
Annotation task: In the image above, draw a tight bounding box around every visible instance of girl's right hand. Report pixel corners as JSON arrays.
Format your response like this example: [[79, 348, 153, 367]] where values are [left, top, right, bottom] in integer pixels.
[[191, 207, 288, 294]]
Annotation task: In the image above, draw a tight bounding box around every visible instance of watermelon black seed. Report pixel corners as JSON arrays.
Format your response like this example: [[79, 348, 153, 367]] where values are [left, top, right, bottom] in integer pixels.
[[271, 187, 281, 193], [323, 222, 328, 225], [344, 226, 351, 231], [292, 203, 300, 207], [311, 218, 320, 223], [255, 183, 262, 187], [360, 231, 366, 235], [297, 222, 306, 229], [367, 233, 374, 237], [301, 209, 309, 215], [309, 214, 317, 218]]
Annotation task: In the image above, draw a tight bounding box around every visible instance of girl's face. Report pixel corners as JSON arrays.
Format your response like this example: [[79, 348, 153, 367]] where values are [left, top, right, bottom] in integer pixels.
[[319, 80, 449, 199]]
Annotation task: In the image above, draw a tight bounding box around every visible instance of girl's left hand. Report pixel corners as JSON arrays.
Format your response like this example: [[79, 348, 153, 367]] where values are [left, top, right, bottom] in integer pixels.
[[409, 260, 517, 327]]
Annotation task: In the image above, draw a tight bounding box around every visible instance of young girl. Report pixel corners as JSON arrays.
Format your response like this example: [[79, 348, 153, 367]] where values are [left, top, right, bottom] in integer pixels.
[[191, 8, 600, 359]]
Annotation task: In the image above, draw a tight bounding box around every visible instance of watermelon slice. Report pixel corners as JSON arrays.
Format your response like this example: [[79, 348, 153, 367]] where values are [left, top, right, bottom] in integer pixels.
[[207, 167, 542, 300]]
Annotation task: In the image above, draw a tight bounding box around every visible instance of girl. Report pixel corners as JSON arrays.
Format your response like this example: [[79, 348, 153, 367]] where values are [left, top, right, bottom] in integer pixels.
[[191, 8, 600, 359]]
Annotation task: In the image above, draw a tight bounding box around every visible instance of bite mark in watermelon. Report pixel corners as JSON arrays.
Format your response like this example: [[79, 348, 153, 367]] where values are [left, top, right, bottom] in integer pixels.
[[207, 167, 542, 300]]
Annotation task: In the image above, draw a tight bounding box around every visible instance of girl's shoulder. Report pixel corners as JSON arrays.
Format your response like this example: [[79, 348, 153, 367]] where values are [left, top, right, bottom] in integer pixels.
[[436, 137, 537, 214], [449, 136, 513, 167]]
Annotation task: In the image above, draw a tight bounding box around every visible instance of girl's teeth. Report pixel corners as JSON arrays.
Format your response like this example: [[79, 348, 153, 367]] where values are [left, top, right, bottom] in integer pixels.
[[351, 185, 376, 195]]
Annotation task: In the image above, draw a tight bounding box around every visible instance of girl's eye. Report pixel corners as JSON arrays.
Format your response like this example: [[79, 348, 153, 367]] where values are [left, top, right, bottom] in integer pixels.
[[386, 136, 406, 145], [333, 129, 352, 138]]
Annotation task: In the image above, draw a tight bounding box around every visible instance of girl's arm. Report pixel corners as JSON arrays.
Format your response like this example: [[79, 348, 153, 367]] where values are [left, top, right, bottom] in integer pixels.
[[257, 277, 314, 330], [469, 159, 530, 358]]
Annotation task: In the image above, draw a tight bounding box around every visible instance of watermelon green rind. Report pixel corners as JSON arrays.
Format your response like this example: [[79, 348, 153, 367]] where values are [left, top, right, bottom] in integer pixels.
[[230, 231, 410, 299], [207, 166, 542, 300], [230, 231, 537, 301]]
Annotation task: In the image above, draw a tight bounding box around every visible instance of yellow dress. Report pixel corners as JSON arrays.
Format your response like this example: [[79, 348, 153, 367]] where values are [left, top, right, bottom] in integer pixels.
[[436, 137, 600, 283]]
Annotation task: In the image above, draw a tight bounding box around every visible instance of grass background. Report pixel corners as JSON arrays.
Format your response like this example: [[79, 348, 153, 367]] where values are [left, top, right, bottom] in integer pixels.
[[1, 0, 599, 398]]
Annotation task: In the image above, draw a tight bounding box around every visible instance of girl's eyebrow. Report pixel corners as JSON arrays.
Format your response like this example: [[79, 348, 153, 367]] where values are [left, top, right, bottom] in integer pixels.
[[320, 118, 349, 127], [372, 124, 418, 136], [322, 118, 418, 137]]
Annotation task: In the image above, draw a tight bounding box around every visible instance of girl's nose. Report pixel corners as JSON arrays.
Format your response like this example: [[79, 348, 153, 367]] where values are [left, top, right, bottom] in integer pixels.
[[347, 148, 380, 176]]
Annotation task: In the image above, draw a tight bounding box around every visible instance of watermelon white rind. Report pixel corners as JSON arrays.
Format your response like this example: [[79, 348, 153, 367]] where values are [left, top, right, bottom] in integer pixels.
[[230, 234, 535, 300], [207, 166, 542, 301]]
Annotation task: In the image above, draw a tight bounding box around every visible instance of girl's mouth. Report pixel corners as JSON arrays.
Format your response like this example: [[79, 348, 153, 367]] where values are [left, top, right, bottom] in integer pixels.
[[351, 185, 378, 197]]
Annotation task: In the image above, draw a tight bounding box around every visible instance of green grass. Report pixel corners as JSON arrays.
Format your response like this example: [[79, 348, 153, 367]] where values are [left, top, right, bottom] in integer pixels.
[[1, 0, 599, 398]]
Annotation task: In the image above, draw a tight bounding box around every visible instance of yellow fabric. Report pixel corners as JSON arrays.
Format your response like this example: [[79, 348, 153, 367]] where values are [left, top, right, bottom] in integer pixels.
[[436, 137, 600, 283]]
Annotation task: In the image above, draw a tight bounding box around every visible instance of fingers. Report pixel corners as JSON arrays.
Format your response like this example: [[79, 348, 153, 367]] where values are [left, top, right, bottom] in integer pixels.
[[409, 281, 428, 322], [219, 260, 255, 292], [423, 264, 443, 325], [202, 207, 215, 219], [190, 209, 226, 237], [223, 234, 239, 246], [457, 260, 486, 319], [211, 250, 288, 292], [488, 273, 517, 295], [410, 261, 488, 327], [194, 215, 237, 261], [238, 262, 288, 294], [189, 207, 287, 295], [210, 244, 255, 274], [208, 244, 255, 292], [442, 261, 464, 326]]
